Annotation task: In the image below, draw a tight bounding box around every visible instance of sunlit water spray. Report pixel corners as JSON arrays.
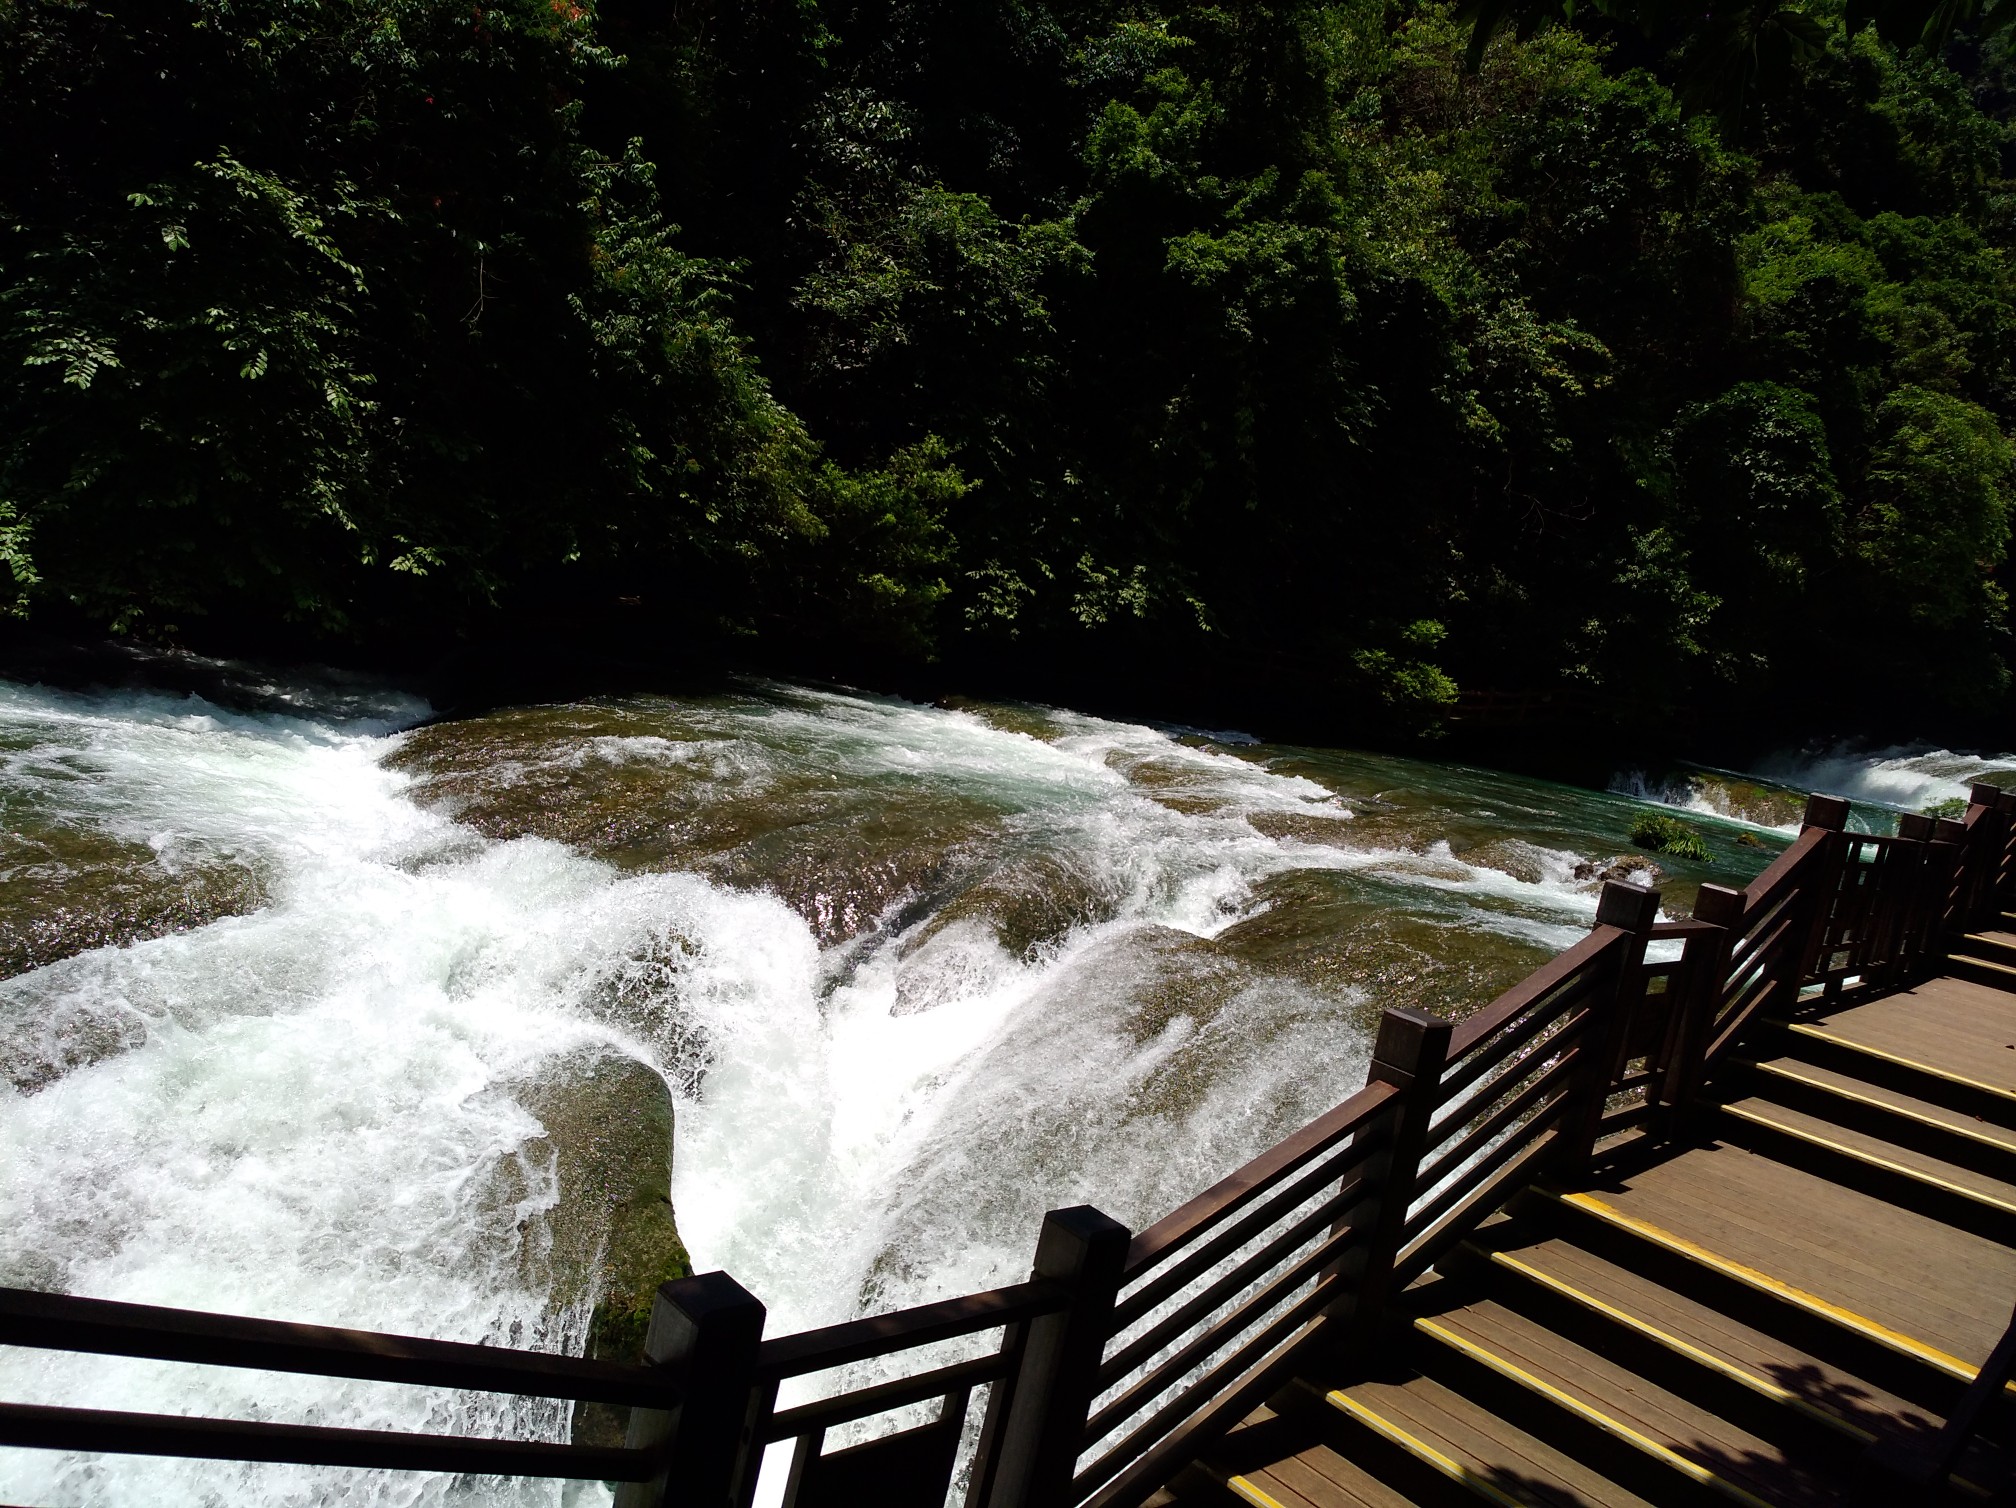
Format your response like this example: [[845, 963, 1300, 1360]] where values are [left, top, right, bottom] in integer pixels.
[[0, 675, 1795, 1504]]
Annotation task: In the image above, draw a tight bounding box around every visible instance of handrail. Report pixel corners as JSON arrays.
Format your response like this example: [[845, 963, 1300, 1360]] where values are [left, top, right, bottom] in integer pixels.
[[755, 1278, 1064, 1379], [0, 1286, 677, 1407], [0, 1401, 654, 1478], [9, 781, 2013, 1508], [1120, 1079, 1397, 1280], [1447, 926, 1614, 1059], [1735, 825, 1831, 929]]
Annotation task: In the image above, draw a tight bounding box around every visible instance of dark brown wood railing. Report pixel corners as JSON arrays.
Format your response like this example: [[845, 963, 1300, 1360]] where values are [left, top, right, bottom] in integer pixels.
[[6, 781, 2016, 1508]]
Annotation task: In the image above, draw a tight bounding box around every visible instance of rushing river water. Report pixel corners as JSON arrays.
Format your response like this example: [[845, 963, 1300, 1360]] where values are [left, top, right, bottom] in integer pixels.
[[2, 666, 2010, 1506]]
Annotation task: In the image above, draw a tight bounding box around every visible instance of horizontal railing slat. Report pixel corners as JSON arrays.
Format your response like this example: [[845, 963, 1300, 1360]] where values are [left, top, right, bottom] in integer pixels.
[[1077, 1310, 1329, 1508], [754, 1279, 1063, 1380], [1404, 1087, 1571, 1244], [759, 1350, 1008, 1442], [1736, 827, 1830, 929], [1414, 1050, 1579, 1197], [0, 1288, 673, 1408], [1073, 1272, 1344, 1497], [1100, 1178, 1366, 1388], [1085, 1222, 1358, 1446], [1110, 1131, 1381, 1335], [1447, 927, 1613, 1061], [1434, 979, 1589, 1115], [1393, 1127, 1563, 1290], [1121, 1081, 1397, 1281], [0, 1401, 652, 1479]]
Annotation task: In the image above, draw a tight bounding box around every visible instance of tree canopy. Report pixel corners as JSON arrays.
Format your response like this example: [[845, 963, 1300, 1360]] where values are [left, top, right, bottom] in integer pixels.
[[3, 0, 2013, 743]]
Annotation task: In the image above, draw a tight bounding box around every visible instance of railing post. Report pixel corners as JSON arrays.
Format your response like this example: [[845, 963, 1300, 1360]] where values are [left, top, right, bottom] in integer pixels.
[[1793, 794, 1852, 990], [1890, 814, 1939, 982], [1323, 1007, 1453, 1344], [1929, 814, 1968, 949], [1955, 783, 2009, 929], [616, 1272, 767, 1508], [972, 1204, 1130, 1508], [1660, 884, 1739, 1122], [1559, 881, 1660, 1174], [1996, 789, 2016, 912]]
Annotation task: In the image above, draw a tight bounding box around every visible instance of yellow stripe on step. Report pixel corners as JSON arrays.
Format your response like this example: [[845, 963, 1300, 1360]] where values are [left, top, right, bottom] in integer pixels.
[[1718, 1102, 2016, 1216], [1470, 1242, 1876, 1443], [1225, 1476, 1289, 1508], [1736, 1059, 2016, 1156], [1786, 1024, 2016, 1107], [1470, 1241, 1996, 1505], [1541, 1188, 1982, 1384], [1413, 1317, 1774, 1508], [1322, 1390, 1525, 1508], [1955, 950, 2016, 975]]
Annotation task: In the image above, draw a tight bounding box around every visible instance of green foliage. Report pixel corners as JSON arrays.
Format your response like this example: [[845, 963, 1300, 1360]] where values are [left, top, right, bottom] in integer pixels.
[[2, 0, 2014, 736], [1923, 795, 1970, 817], [1629, 812, 1713, 859], [1857, 387, 2013, 630]]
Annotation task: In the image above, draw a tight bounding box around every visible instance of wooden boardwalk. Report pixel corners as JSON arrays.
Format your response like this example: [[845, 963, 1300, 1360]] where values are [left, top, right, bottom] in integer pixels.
[[1159, 963, 2016, 1508], [11, 787, 2016, 1508]]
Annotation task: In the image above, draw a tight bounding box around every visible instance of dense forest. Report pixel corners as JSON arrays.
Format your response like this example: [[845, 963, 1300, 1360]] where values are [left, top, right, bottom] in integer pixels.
[[3, 0, 2014, 746]]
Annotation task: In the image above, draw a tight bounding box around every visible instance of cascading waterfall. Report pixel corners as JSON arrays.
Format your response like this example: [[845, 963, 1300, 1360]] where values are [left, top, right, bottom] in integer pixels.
[[0, 670, 1840, 1505]]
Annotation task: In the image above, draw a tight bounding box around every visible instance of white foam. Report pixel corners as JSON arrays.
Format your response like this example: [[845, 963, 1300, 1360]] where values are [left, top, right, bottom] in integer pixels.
[[1750, 745, 2016, 814], [0, 676, 1637, 1505]]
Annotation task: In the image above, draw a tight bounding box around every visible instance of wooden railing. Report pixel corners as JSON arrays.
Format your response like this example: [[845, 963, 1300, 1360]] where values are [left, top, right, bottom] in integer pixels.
[[6, 782, 2016, 1508]]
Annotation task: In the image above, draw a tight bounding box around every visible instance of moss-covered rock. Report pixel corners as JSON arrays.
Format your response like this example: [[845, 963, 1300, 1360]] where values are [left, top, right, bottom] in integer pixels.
[[387, 699, 1003, 943], [1652, 770, 1806, 829], [0, 819, 266, 984], [512, 1048, 691, 1448], [1628, 813, 1710, 861]]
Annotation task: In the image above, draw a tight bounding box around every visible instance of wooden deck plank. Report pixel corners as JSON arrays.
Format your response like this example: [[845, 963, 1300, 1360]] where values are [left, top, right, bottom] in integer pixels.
[[1263, 1447, 1419, 1508], [1425, 1298, 1849, 1507], [1716, 1093, 2016, 1207], [1808, 979, 2016, 1094], [1496, 1230, 1947, 1444], [1615, 1174, 2008, 1364], [1594, 1140, 2016, 1364], [1737, 1053, 2016, 1157], [1633, 1149, 2005, 1322], [1343, 1372, 1658, 1508], [1243, 1461, 1337, 1508]]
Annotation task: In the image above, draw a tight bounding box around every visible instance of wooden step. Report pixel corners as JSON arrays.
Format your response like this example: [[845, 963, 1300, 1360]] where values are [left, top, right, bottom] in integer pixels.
[[1186, 1403, 1429, 1508], [1945, 952, 2016, 994], [1449, 1235, 1881, 1450], [1407, 1298, 1842, 1506], [1711, 1096, 2016, 1241], [1313, 1368, 1659, 1508], [1776, 1022, 2016, 1131], [1447, 1227, 2013, 1500], [1729, 1056, 2016, 1177], [1522, 1185, 1996, 1403], [1956, 931, 2016, 968], [1222, 1447, 1429, 1508]]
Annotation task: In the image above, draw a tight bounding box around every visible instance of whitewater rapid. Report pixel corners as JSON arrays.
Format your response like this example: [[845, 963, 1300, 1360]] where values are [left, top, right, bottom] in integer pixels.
[[0, 673, 1810, 1505]]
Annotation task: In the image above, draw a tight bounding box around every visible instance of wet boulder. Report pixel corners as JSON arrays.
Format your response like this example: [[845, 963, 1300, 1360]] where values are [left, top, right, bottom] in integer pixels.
[[1572, 854, 1664, 886], [0, 821, 266, 983], [512, 1048, 691, 1447]]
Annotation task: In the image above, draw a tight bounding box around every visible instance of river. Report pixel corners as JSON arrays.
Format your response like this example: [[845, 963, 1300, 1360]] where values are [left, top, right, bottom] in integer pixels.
[[1, 665, 2007, 1505]]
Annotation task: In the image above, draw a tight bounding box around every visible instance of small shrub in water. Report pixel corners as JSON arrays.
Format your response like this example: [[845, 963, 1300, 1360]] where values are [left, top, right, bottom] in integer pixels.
[[1922, 796, 1968, 821], [1629, 812, 1710, 861]]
